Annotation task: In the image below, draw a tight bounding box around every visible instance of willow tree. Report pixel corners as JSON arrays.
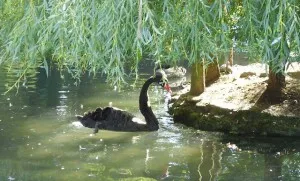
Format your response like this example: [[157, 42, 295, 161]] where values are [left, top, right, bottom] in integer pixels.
[[0, 0, 158, 90], [153, 0, 231, 96], [237, 0, 300, 99], [1, 0, 299, 100]]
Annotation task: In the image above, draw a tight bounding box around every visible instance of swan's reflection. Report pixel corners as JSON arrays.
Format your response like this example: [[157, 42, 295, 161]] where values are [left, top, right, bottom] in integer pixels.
[[131, 135, 141, 144], [144, 148, 153, 174]]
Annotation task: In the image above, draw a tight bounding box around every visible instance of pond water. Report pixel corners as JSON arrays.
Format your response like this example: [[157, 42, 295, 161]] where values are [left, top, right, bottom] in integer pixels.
[[0, 66, 299, 181]]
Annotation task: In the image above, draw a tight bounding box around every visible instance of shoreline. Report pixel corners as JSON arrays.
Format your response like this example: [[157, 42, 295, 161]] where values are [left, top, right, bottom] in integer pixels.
[[169, 63, 300, 137]]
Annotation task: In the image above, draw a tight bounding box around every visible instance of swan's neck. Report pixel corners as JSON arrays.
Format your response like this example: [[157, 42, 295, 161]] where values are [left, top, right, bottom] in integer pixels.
[[139, 77, 159, 128]]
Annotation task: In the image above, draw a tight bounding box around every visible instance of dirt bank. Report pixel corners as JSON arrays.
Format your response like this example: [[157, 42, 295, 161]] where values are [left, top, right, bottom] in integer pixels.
[[169, 63, 300, 136]]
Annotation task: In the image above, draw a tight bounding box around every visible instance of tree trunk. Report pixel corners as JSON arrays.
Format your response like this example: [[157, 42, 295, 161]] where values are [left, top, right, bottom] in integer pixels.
[[205, 59, 220, 86], [228, 46, 233, 66], [266, 67, 286, 101], [190, 60, 205, 96]]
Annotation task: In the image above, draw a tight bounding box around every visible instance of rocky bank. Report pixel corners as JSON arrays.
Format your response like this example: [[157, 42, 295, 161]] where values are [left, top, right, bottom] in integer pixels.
[[169, 63, 300, 136]]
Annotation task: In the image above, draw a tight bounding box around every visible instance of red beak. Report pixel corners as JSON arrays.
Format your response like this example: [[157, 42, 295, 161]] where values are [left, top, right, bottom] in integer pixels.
[[164, 83, 172, 93]]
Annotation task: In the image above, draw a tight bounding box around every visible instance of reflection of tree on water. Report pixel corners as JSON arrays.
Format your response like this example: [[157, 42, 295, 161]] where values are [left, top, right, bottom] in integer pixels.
[[138, 129, 299, 180], [170, 140, 224, 181], [1, 65, 39, 117], [264, 154, 282, 181], [35, 64, 61, 107], [195, 141, 223, 181], [2, 65, 37, 94], [221, 136, 300, 181], [2, 63, 78, 118], [184, 136, 299, 180], [1, 63, 61, 107]]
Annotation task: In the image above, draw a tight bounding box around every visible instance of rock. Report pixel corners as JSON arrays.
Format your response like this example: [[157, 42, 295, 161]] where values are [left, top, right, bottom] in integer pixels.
[[164, 66, 186, 78], [220, 64, 232, 74], [292, 100, 298, 105], [259, 72, 268, 78], [240, 72, 256, 78], [169, 62, 300, 137]]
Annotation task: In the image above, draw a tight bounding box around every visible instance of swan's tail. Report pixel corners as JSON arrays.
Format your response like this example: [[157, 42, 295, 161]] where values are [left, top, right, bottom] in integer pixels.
[[75, 115, 83, 120], [75, 115, 97, 128]]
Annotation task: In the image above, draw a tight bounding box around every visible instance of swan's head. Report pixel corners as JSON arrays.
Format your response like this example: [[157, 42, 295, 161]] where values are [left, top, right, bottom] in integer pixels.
[[155, 70, 172, 93]]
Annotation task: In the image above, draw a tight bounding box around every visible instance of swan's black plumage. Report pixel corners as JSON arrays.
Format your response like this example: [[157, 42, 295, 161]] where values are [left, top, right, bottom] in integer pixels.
[[76, 70, 171, 133]]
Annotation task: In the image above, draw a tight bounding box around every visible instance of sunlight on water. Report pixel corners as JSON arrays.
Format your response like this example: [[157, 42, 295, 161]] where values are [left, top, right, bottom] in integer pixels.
[[0, 66, 300, 180]]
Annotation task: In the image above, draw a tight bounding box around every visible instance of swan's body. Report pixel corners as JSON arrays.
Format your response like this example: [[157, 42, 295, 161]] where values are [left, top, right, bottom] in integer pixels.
[[76, 70, 171, 133]]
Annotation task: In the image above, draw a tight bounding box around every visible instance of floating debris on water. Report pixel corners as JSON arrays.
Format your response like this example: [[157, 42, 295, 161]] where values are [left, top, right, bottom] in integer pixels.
[[8, 176, 15, 181], [79, 145, 86, 150]]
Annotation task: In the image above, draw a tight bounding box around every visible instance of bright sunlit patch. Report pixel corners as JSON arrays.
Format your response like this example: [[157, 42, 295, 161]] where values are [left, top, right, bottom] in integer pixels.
[[131, 135, 141, 144], [79, 145, 86, 151], [164, 92, 172, 101], [59, 94, 67, 99], [132, 117, 146, 124], [71, 121, 84, 128], [147, 100, 151, 107], [8, 176, 15, 181], [226, 142, 241, 151]]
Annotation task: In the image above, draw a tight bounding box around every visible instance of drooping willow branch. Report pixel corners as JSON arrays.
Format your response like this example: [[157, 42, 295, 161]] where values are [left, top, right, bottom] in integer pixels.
[[0, 0, 299, 93], [137, 0, 143, 40]]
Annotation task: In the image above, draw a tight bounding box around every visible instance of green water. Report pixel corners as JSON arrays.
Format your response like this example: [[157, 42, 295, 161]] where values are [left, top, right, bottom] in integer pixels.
[[0, 67, 299, 181]]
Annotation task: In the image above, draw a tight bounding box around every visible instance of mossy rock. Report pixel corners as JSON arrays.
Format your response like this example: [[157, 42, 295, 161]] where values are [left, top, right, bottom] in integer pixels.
[[170, 97, 300, 137]]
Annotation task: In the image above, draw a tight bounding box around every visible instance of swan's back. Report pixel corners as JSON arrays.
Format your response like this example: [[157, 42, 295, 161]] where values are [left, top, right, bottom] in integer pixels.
[[76, 107, 103, 128], [99, 107, 148, 131]]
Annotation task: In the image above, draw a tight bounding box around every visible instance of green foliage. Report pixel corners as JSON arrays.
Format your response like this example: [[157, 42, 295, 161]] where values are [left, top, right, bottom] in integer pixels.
[[0, 0, 300, 91], [238, 0, 300, 72], [155, 0, 232, 65], [0, 0, 158, 88]]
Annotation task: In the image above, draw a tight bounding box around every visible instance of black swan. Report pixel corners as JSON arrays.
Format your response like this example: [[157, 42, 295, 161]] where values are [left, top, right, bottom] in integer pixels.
[[76, 70, 171, 133]]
